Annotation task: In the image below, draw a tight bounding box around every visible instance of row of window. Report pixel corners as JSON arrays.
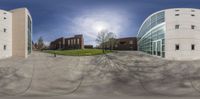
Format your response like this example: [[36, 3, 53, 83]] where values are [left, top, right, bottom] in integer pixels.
[[1, 12, 7, 35], [1, 14, 8, 51], [139, 39, 165, 58], [175, 9, 195, 12], [175, 25, 196, 29], [1, 12, 7, 19], [3, 13, 7, 32], [2, 14, 7, 33], [138, 27, 165, 57], [175, 13, 195, 17], [175, 44, 195, 50], [138, 11, 165, 39], [174, 9, 196, 17], [66, 38, 80, 45]]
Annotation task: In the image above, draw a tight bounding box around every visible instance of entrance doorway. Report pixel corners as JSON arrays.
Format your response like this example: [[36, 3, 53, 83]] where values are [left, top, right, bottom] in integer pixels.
[[152, 39, 162, 57]]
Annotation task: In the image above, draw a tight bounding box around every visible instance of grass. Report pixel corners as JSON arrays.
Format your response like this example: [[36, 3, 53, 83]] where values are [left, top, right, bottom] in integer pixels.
[[45, 49, 113, 56]]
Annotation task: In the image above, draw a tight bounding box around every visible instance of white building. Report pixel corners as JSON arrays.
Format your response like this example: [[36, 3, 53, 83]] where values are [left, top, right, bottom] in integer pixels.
[[0, 8, 32, 59], [137, 8, 200, 60]]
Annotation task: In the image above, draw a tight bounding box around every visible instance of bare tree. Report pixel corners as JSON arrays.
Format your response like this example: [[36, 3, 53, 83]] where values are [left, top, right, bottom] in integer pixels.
[[96, 30, 109, 53], [37, 36, 44, 51], [96, 30, 117, 53]]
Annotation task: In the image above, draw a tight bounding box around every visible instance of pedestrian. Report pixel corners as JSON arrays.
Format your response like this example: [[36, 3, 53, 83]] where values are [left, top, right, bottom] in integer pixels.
[[54, 51, 56, 57]]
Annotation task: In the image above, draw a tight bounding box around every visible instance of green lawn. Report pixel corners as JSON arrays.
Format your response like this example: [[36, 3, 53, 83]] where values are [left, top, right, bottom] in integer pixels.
[[45, 49, 112, 56]]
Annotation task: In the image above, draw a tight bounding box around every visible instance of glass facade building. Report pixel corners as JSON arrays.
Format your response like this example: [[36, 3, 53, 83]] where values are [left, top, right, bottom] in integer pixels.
[[137, 11, 165, 57], [138, 8, 200, 60]]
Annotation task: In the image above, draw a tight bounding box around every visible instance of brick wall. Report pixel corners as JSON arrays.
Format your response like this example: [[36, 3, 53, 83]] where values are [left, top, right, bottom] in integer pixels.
[[50, 34, 84, 50], [104, 37, 137, 50]]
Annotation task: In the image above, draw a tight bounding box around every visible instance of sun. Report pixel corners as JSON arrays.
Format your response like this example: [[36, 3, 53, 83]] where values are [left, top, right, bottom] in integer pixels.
[[93, 21, 108, 32], [95, 25, 105, 32]]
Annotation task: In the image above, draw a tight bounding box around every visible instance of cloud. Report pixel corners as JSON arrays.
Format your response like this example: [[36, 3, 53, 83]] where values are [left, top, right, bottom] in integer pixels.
[[66, 8, 131, 41], [44, 41, 50, 46], [29, 1, 135, 45]]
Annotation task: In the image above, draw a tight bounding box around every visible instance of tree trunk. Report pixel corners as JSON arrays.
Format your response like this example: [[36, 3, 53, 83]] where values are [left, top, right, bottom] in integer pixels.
[[102, 45, 105, 53], [110, 41, 111, 51]]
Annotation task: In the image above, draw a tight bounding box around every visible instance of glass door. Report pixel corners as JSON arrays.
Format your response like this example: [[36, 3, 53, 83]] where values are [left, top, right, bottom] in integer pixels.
[[157, 40, 161, 56], [152, 39, 162, 57], [153, 42, 156, 55]]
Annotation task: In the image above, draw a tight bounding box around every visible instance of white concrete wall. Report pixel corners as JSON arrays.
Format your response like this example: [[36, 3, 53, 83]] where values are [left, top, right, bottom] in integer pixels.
[[0, 10, 12, 59], [165, 8, 200, 60], [10, 8, 32, 58], [0, 8, 32, 59]]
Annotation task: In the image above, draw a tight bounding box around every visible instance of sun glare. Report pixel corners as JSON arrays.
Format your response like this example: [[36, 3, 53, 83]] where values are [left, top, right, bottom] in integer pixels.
[[95, 25, 105, 32], [93, 22, 108, 32]]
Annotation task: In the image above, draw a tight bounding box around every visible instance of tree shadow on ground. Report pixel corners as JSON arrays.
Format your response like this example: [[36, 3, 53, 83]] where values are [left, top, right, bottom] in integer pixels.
[[87, 52, 200, 96]]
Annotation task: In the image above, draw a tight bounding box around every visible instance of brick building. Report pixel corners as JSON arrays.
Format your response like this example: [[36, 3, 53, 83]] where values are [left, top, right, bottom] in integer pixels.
[[50, 34, 84, 50], [84, 45, 93, 49], [104, 37, 137, 50]]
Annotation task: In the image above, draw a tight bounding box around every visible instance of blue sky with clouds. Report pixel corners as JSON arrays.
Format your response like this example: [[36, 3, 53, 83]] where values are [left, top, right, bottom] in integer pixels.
[[0, 0, 200, 45]]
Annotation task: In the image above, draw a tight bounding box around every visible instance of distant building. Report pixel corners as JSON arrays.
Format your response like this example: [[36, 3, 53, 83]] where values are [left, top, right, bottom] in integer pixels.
[[114, 37, 137, 50], [0, 8, 32, 59], [32, 41, 36, 50], [84, 45, 93, 49], [103, 37, 137, 50], [50, 34, 84, 50]]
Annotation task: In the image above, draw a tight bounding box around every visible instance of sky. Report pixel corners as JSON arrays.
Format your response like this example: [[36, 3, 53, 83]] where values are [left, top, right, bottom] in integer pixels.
[[0, 0, 200, 46]]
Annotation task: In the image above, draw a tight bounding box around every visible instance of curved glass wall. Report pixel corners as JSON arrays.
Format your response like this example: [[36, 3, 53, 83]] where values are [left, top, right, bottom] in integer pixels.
[[138, 11, 165, 57], [138, 11, 165, 40]]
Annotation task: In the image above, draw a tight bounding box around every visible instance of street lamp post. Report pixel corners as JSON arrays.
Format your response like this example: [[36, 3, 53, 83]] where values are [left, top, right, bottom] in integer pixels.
[[54, 45, 56, 57]]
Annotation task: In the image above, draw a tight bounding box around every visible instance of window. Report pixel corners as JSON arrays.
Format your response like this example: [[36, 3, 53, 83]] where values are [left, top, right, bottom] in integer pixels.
[[120, 41, 126, 45], [68, 40, 70, 45], [191, 25, 195, 29], [77, 39, 80, 45], [63, 39, 65, 45], [175, 14, 180, 16], [191, 44, 195, 50], [175, 44, 179, 50], [129, 40, 133, 44], [3, 45, 6, 50], [175, 9, 180, 12], [74, 39, 76, 44], [191, 14, 195, 16], [4, 17, 6, 19], [3, 12, 7, 14], [191, 10, 195, 12], [58, 41, 62, 48], [71, 39, 73, 45], [175, 25, 180, 29], [3, 28, 6, 32]]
